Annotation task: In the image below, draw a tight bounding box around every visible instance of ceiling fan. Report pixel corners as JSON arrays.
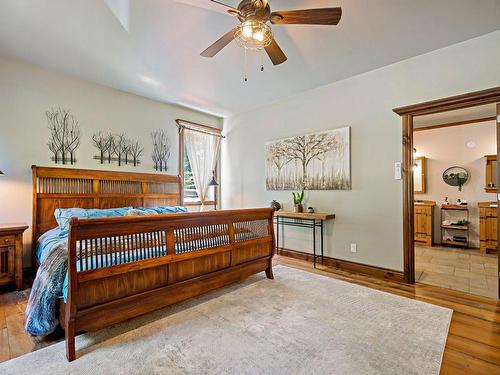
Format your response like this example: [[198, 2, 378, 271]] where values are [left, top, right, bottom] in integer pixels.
[[199, 0, 342, 66]]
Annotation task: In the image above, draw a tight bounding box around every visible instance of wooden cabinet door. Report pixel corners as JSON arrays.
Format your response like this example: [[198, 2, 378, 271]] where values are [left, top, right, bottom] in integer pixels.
[[0, 246, 15, 285], [414, 208, 426, 235], [487, 216, 498, 242], [7, 246, 14, 278], [424, 207, 432, 235], [480, 210, 486, 242]]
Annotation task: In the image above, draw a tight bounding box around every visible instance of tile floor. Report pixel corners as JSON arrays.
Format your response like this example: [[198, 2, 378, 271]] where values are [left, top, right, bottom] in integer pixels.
[[415, 245, 498, 299]]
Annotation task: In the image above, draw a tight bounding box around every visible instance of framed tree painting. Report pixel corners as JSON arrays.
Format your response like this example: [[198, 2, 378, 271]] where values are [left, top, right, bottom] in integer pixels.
[[266, 126, 351, 190]]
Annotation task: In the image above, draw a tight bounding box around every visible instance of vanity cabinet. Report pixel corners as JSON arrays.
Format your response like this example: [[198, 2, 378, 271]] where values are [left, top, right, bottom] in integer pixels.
[[479, 202, 497, 254], [414, 201, 435, 247]]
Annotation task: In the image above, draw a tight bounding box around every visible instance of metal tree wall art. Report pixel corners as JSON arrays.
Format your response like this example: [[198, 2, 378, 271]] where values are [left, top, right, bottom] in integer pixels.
[[46, 108, 81, 165], [128, 140, 143, 167], [114, 134, 127, 167], [91, 131, 110, 164], [266, 127, 351, 190], [91, 132, 143, 166], [151, 129, 171, 172]]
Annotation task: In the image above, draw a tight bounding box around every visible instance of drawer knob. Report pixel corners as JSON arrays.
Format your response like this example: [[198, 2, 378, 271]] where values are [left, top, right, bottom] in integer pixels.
[[4, 239, 9, 243]]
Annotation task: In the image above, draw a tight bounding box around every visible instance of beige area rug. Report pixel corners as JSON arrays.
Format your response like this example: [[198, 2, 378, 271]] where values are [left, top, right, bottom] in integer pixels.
[[0, 265, 452, 375]]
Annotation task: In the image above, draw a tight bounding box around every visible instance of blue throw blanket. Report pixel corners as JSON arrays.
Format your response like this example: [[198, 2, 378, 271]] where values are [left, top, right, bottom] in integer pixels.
[[25, 239, 68, 336], [25, 206, 189, 336]]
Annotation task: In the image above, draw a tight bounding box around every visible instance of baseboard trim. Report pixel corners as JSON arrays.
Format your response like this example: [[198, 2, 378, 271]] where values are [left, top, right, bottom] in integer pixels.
[[276, 248, 404, 282]]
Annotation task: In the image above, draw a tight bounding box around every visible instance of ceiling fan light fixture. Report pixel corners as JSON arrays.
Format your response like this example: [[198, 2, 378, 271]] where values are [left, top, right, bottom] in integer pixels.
[[235, 18, 272, 50]]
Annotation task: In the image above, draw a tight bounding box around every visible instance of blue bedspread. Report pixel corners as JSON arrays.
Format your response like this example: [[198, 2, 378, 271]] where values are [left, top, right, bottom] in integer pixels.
[[26, 206, 189, 336], [35, 228, 70, 302], [36, 228, 61, 263], [28, 230, 171, 335]]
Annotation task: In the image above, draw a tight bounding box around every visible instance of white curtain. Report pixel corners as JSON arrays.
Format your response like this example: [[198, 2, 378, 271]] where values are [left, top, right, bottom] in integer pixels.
[[184, 129, 221, 208]]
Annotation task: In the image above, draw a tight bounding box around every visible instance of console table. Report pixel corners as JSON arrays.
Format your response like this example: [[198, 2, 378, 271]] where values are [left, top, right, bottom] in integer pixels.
[[274, 211, 335, 268]]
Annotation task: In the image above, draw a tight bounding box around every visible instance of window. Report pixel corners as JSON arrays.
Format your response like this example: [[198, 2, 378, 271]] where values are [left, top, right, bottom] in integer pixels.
[[183, 144, 200, 201], [177, 119, 222, 207]]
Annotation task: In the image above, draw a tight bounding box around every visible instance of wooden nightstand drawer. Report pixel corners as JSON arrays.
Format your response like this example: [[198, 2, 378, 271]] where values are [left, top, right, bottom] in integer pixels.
[[0, 236, 15, 247]]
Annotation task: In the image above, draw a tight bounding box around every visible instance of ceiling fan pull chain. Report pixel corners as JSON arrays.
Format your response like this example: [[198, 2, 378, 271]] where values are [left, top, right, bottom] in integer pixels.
[[244, 48, 248, 82], [260, 49, 264, 72]]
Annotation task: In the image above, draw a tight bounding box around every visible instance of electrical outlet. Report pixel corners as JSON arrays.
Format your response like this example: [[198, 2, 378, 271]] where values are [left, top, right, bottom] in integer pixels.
[[350, 243, 357, 253]]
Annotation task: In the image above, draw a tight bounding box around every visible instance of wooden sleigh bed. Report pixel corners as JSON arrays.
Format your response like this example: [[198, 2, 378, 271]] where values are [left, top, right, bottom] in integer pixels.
[[32, 166, 275, 361]]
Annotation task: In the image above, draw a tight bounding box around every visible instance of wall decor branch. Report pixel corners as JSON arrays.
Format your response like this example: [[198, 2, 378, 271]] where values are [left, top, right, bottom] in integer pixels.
[[46, 108, 81, 165], [91, 131, 109, 164], [151, 129, 171, 172], [129, 140, 144, 167], [106, 133, 115, 163], [114, 133, 126, 167], [92, 132, 143, 167]]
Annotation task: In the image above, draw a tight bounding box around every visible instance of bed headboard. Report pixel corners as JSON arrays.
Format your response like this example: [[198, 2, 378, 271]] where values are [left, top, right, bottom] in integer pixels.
[[32, 165, 182, 243]]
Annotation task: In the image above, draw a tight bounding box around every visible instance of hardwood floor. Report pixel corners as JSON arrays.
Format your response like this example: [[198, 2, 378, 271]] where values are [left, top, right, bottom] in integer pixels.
[[0, 289, 33, 361], [273, 255, 499, 374], [0, 255, 499, 374], [0, 286, 63, 363]]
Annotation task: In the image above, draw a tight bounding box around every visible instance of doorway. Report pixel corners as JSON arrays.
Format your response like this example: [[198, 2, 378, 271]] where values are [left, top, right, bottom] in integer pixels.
[[393, 87, 500, 299], [413, 106, 497, 297]]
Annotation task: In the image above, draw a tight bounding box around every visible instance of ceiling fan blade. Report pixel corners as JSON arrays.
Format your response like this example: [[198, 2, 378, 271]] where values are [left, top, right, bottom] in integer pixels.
[[200, 27, 238, 57], [174, 0, 239, 16], [210, 0, 236, 10], [270, 8, 342, 25], [265, 38, 287, 66]]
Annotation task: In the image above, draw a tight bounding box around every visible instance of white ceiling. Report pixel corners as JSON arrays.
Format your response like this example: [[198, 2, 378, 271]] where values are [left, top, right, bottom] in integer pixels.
[[0, 0, 499, 117]]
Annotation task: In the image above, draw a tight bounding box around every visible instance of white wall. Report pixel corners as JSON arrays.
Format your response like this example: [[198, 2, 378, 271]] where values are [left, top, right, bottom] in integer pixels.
[[414, 122, 496, 247], [221, 31, 500, 272], [0, 57, 221, 265]]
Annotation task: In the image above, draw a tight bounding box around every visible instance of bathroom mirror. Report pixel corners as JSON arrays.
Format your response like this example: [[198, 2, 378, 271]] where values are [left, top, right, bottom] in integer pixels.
[[413, 156, 426, 194], [442, 166, 469, 191]]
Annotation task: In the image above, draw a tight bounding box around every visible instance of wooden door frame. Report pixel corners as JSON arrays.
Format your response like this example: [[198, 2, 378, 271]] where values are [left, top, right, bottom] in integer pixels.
[[497, 103, 500, 299], [393, 87, 500, 293]]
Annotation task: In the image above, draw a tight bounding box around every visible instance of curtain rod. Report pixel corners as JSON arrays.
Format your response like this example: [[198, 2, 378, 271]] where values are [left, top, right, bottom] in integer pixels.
[[176, 119, 226, 138]]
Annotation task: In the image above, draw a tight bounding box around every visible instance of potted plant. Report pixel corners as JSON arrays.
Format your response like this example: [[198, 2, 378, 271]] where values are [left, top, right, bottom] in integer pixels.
[[292, 190, 305, 213]]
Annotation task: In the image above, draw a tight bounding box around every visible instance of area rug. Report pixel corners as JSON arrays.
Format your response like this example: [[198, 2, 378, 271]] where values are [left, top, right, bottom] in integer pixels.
[[0, 265, 452, 375]]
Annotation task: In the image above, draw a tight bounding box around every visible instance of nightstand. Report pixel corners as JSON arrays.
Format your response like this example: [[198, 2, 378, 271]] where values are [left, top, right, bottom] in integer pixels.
[[0, 223, 28, 290]]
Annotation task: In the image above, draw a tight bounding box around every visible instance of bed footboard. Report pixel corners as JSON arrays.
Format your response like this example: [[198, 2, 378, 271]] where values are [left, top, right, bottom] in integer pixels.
[[63, 208, 275, 361]]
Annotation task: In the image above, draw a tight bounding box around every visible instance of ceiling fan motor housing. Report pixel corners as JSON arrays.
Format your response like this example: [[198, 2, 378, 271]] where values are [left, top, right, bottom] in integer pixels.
[[237, 0, 271, 22]]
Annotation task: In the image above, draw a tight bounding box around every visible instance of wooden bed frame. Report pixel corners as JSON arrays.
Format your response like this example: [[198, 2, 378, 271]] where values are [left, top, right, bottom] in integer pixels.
[[32, 166, 275, 361]]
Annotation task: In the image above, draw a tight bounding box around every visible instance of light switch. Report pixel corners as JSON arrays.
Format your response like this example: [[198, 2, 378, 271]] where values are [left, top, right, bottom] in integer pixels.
[[394, 162, 402, 180]]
